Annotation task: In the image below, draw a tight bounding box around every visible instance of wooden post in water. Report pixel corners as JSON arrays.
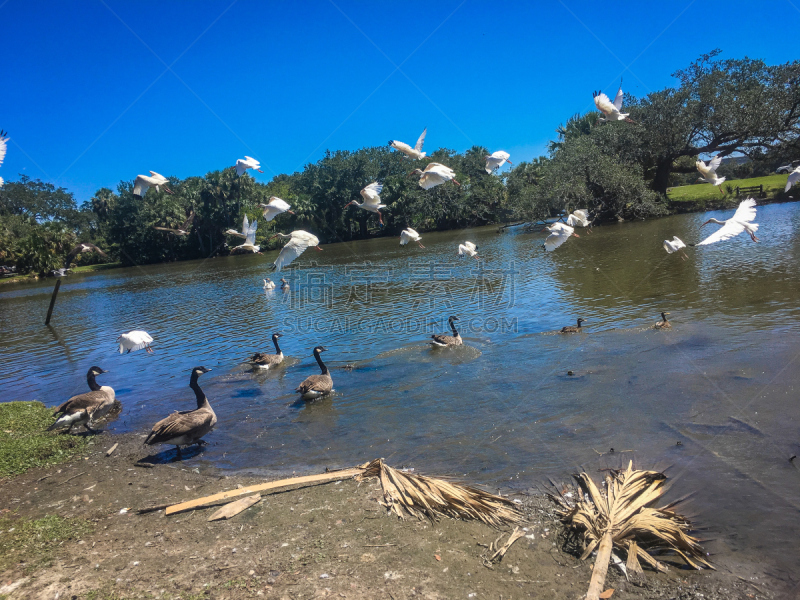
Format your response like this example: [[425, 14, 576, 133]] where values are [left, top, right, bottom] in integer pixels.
[[45, 279, 62, 325]]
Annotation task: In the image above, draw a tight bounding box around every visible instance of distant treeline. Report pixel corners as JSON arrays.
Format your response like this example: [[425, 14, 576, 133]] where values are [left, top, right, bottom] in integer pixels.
[[1, 51, 797, 275]]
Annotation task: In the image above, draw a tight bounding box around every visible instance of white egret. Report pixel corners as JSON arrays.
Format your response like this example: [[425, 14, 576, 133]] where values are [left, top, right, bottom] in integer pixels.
[[785, 166, 800, 192], [458, 241, 478, 259], [270, 230, 322, 272], [663, 236, 688, 260], [593, 83, 634, 124], [544, 222, 579, 251], [345, 182, 386, 226], [235, 156, 263, 176], [389, 128, 427, 159], [409, 163, 461, 190], [400, 227, 424, 248], [117, 330, 154, 354], [0, 130, 8, 187], [696, 155, 726, 193], [263, 279, 275, 290], [696, 198, 759, 245], [566, 209, 592, 232], [259, 197, 294, 221], [226, 215, 260, 254], [133, 172, 173, 197], [153, 211, 195, 236], [485, 151, 512, 173]]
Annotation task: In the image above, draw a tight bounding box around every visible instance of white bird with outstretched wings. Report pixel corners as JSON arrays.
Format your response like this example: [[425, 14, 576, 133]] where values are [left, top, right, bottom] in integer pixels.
[[544, 222, 579, 252], [133, 171, 173, 197], [236, 156, 263, 176], [400, 227, 424, 248], [259, 197, 294, 221], [593, 84, 632, 123], [696, 198, 759, 246], [389, 128, 427, 159], [271, 230, 322, 272], [696, 155, 726, 190], [485, 151, 512, 173], [785, 167, 800, 192], [0, 130, 8, 187], [458, 241, 478, 258], [566, 209, 591, 228]]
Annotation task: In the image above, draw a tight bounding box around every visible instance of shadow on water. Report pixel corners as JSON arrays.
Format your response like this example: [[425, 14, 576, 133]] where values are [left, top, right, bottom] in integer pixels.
[[137, 444, 206, 465]]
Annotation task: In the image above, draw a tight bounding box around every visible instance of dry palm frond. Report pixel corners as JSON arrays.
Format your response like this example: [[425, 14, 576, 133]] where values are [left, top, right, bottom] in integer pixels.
[[358, 458, 523, 528], [553, 461, 712, 600]]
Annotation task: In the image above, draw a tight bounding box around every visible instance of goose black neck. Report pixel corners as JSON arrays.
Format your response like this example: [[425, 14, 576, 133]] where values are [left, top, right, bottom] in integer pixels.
[[449, 319, 459, 337], [314, 349, 329, 375], [577, 320, 583, 328], [273, 335, 282, 354], [189, 373, 208, 408], [87, 371, 101, 392]]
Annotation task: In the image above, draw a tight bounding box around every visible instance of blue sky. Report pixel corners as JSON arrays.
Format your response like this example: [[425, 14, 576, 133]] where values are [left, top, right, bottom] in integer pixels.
[[1, 1, 797, 203]]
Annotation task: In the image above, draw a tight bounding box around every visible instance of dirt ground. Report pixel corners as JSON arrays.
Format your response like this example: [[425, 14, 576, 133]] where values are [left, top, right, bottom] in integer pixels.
[[0, 432, 771, 600]]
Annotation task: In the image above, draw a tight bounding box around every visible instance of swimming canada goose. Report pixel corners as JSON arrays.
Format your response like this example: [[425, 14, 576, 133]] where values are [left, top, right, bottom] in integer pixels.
[[296, 346, 333, 400], [250, 333, 284, 370], [654, 312, 671, 329], [280, 277, 290, 291], [144, 366, 216, 458], [431, 315, 462, 347], [49, 366, 115, 433], [560, 318, 586, 333]]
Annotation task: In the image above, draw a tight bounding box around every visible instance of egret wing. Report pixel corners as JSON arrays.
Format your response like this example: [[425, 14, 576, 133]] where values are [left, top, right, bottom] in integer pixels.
[[245, 217, 258, 246], [731, 198, 757, 223], [133, 175, 150, 197], [273, 238, 309, 272], [696, 221, 745, 246], [0, 133, 7, 166], [414, 128, 427, 152], [235, 160, 247, 176], [360, 182, 383, 206], [593, 92, 616, 116], [463, 241, 477, 252], [400, 230, 412, 245], [706, 155, 723, 173], [612, 85, 624, 111], [786, 170, 800, 192], [391, 141, 415, 157]]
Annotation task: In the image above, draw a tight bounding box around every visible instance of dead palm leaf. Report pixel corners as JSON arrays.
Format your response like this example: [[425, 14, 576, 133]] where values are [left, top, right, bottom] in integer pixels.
[[552, 461, 712, 600], [358, 458, 523, 528]]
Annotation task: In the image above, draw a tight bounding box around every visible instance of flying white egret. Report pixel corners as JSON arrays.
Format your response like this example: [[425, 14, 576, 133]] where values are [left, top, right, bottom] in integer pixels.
[[566, 209, 592, 232], [409, 163, 461, 190], [696, 155, 726, 193], [696, 198, 759, 245], [485, 151, 512, 173], [0, 130, 8, 188], [345, 182, 386, 226], [593, 83, 634, 124], [65, 242, 107, 265], [458, 241, 478, 259], [544, 222, 579, 252], [785, 166, 800, 192], [133, 172, 173, 197], [153, 211, 195, 236], [225, 215, 260, 254], [270, 230, 322, 272], [235, 156, 263, 176], [400, 227, 424, 248], [389, 128, 427, 159], [663, 236, 688, 260], [259, 197, 294, 221], [117, 330, 154, 354]]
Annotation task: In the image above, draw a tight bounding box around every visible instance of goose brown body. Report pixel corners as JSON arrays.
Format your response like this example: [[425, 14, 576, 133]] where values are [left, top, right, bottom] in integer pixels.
[[431, 316, 462, 347], [144, 367, 216, 457], [250, 333, 285, 369], [49, 366, 115, 433], [560, 318, 586, 334], [654, 312, 671, 329], [296, 346, 333, 400]]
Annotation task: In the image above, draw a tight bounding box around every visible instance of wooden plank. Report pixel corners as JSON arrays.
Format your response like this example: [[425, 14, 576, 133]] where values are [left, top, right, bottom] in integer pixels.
[[207, 494, 261, 521], [45, 279, 62, 325], [165, 467, 364, 515], [106, 443, 119, 457]]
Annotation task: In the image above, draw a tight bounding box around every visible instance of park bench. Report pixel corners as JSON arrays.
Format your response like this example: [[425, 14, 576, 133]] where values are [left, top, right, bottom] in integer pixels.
[[734, 184, 765, 198]]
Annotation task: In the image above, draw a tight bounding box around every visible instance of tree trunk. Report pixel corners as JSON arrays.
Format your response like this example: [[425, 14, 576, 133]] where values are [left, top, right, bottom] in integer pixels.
[[586, 530, 614, 600], [652, 160, 674, 194]]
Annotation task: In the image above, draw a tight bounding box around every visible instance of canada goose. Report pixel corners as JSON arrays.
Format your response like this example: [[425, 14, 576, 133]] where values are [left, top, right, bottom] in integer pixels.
[[296, 346, 333, 400], [431, 316, 462, 347], [654, 312, 671, 329], [49, 366, 115, 433], [280, 277, 290, 291], [560, 318, 586, 334], [263, 279, 275, 290], [144, 366, 216, 458], [250, 333, 285, 369], [117, 330, 154, 354]]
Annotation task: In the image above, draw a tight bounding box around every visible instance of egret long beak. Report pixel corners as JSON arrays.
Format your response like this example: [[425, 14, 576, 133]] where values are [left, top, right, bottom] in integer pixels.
[[314, 246, 323, 251], [287, 210, 296, 215], [506, 160, 513, 165], [699, 219, 712, 228], [257, 169, 264, 173], [164, 187, 174, 195]]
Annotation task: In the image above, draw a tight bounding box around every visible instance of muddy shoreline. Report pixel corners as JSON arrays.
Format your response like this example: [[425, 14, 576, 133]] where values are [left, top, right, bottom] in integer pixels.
[[0, 431, 773, 600]]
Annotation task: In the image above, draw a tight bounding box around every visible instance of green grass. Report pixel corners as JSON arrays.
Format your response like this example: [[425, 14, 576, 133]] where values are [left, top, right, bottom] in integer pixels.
[[0, 514, 93, 573], [667, 173, 789, 203], [0, 401, 91, 478], [71, 262, 123, 274]]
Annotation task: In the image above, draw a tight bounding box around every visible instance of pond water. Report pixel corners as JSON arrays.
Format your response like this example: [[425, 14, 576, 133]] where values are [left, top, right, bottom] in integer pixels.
[[2, 202, 800, 593]]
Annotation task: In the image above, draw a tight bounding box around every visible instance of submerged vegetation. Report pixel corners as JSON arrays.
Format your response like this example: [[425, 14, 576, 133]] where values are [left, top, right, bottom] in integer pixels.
[[0, 401, 90, 477], [1, 51, 798, 275]]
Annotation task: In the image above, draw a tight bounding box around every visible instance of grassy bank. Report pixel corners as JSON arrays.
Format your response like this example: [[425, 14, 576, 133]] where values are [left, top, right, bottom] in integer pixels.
[[0, 401, 91, 478], [0, 262, 123, 286], [667, 173, 790, 204]]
